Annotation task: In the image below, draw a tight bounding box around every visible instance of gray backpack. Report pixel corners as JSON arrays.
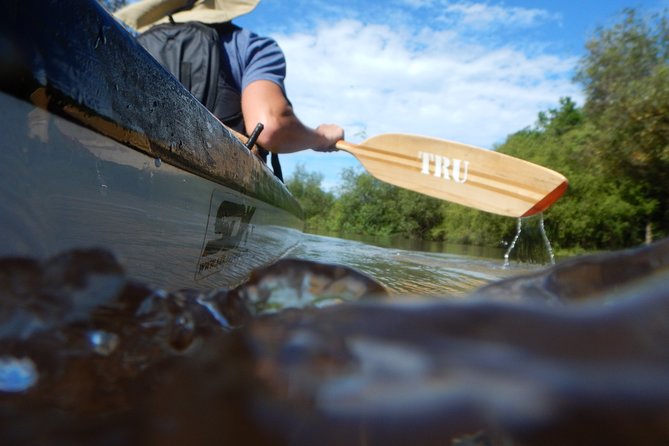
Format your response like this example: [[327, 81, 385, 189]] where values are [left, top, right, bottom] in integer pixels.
[[137, 21, 245, 133]]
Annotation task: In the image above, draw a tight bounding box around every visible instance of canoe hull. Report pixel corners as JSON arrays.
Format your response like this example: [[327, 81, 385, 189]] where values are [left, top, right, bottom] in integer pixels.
[[0, 0, 304, 290], [1, 92, 302, 290]]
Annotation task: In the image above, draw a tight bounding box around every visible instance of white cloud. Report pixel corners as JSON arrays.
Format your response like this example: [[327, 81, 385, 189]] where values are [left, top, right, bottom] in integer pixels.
[[439, 2, 561, 30], [270, 8, 580, 189], [275, 20, 580, 140], [396, 0, 562, 31]]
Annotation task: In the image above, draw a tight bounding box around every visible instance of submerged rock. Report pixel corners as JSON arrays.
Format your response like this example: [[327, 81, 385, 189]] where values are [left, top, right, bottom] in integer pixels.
[[472, 237, 669, 304], [1, 240, 669, 445], [234, 257, 388, 311], [228, 274, 669, 445]]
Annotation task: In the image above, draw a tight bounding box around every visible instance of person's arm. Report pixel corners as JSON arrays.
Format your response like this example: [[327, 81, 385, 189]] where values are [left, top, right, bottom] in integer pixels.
[[241, 80, 343, 153]]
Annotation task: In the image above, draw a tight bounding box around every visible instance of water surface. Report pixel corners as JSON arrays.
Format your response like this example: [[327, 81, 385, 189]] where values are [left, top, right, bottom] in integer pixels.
[[288, 232, 536, 296]]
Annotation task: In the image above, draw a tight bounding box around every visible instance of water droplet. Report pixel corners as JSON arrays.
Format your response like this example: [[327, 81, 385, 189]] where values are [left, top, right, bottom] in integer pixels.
[[0, 357, 38, 392], [503, 218, 523, 268], [87, 330, 120, 356], [538, 213, 555, 265]]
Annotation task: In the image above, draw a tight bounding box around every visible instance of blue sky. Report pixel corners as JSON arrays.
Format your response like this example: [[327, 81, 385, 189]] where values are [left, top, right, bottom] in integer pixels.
[[232, 0, 668, 190]]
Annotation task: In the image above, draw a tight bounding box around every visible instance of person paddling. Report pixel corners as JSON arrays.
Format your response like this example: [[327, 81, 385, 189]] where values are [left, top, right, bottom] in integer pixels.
[[114, 0, 344, 180]]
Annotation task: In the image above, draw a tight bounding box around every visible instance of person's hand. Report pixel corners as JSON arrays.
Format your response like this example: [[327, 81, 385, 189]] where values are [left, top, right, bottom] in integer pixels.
[[314, 124, 344, 152]]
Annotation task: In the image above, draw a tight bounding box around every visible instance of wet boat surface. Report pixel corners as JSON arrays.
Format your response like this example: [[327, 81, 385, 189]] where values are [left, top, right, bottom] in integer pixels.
[[0, 0, 303, 289]]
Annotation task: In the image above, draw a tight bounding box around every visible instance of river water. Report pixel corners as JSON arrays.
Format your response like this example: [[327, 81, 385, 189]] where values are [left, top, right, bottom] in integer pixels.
[[288, 231, 538, 297], [4, 209, 669, 446]]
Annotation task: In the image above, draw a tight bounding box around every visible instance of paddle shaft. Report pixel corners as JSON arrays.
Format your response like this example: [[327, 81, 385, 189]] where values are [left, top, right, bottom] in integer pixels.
[[227, 126, 567, 218]]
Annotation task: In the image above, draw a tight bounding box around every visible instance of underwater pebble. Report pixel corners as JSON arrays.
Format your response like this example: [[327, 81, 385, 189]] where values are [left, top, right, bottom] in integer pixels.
[[87, 330, 120, 356]]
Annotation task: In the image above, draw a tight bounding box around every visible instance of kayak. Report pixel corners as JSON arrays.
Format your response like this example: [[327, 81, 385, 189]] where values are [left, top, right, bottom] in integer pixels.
[[0, 0, 304, 290]]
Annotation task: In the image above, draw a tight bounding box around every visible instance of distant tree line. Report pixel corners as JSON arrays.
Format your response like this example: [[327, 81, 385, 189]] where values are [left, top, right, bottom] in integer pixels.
[[286, 8, 669, 255]]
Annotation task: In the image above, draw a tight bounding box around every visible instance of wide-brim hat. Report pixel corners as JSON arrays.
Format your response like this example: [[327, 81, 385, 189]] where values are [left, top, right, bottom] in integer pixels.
[[114, 0, 260, 33]]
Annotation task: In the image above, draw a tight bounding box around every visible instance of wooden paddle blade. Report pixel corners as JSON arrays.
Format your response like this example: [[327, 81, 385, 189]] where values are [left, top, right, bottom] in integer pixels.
[[336, 133, 568, 218]]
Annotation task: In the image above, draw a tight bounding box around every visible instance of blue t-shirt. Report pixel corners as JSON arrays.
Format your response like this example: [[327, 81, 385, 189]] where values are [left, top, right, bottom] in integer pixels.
[[220, 27, 287, 95]]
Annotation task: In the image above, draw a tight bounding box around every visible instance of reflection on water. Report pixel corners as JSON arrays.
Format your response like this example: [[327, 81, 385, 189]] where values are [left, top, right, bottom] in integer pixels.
[[310, 230, 509, 257], [503, 214, 557, 265], [289, 232, 537, 296]]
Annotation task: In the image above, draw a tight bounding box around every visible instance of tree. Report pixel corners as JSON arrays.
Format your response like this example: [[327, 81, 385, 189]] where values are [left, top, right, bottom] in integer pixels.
[[576, 9, 668, 118], [285, 164, 335, 230], [575, 8, 669, 240], [536, 97, 584, 137], [329, 168, 403, 236], [289, 166, 444, 239]]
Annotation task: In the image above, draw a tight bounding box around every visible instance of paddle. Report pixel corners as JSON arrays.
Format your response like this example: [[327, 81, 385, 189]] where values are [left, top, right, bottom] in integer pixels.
[[335, 133, 568, 218]]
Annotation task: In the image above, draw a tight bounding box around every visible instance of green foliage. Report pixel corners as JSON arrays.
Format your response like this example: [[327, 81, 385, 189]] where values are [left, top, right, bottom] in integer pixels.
[[331, 168, 444, 238], [575, 9, 668, 118], [535, 97, 584, 137], [432, 205, 512, 246], [575, 8, 669, 237], [285, 164, 335, 230], [287, 167, 443, 238], [286, 8, 669, 254], [497, 99, 652, 250]]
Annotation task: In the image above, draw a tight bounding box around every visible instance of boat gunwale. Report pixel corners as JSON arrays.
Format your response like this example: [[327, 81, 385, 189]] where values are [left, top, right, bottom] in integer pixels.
[[0, 0, 303, 220]]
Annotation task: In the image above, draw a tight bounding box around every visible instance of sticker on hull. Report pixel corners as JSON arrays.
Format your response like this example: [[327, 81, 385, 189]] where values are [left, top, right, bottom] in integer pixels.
[[195, 191, 256, 280]]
